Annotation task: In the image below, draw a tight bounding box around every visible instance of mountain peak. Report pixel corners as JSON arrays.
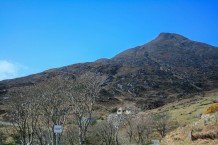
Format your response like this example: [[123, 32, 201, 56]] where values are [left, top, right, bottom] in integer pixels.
[[155, 32, 189, 41]]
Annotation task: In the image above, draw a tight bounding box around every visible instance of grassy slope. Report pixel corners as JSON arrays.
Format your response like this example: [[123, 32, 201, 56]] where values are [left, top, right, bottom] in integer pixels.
[[156, 89, 218, 145], [152, 90, 218, 125]]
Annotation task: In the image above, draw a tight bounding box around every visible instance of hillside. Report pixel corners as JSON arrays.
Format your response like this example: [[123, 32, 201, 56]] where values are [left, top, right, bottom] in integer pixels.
[[0, 33, 218, 109], [158, 89, 218, 145]]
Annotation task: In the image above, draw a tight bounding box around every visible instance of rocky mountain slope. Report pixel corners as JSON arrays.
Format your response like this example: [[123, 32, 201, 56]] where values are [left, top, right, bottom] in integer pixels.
[[1, 33, 218, 109]]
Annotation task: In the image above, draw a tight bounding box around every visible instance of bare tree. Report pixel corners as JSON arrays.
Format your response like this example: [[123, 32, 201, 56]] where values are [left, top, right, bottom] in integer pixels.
[[63, 126, 79, 145], [153, 112, 170, 138], [134, 114, 153, 144], [95, 120, 117, 145], [113, 115, 125, 145], [33, 76, 71, 145], [67, 72, 107, 145], [124, 113, 154, 144], [7, 87, 40, 145], [5, 73, 106, 145], [143, 113, 154, 141], [7, 76, 71, 145], [125, 115, 134, 143]]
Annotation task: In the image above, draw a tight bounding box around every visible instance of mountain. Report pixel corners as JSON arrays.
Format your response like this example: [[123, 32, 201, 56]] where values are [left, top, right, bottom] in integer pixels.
[[1, 33, 218, 109]]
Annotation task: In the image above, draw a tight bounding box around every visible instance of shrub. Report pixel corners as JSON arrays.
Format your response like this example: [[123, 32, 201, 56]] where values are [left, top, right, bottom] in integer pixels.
[[204, 104, 218, 114]]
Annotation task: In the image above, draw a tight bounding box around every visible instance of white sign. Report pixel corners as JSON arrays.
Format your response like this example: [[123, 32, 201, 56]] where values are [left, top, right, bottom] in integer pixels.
[[54, 125, 63, 133]]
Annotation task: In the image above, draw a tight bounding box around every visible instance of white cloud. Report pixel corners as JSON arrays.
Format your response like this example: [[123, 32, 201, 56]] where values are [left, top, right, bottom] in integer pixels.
[[0, 60, 27, 81]]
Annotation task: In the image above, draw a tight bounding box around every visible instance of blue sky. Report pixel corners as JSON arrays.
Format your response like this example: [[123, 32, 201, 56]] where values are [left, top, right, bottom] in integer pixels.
[[0, 0, 218, 80]]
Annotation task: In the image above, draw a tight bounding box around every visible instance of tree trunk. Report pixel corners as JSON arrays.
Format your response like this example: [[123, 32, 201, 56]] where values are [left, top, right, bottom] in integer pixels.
[[79, 128, 86, 145]]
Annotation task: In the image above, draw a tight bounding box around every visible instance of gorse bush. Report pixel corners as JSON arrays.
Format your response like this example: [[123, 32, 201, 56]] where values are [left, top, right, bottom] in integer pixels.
[[204, 104, 218, 114]]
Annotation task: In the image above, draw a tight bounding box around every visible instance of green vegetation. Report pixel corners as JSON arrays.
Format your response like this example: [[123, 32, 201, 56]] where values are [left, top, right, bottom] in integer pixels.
[[151, 90, 218, 126]]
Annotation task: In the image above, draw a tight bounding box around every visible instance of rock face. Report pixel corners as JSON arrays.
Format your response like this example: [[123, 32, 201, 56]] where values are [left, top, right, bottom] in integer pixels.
[[1, 33, 218, 109]]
